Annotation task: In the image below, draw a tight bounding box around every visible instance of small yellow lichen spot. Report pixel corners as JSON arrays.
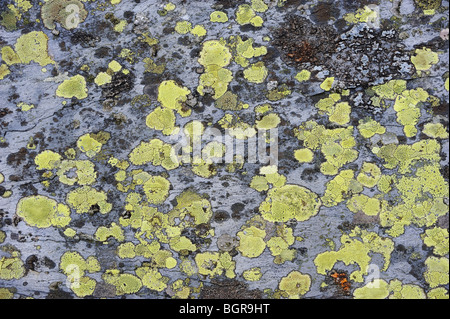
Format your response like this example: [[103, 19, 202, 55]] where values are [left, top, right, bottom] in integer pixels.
[[191, 25, 207, 37], [243, 62, 268, 84], [34, 150, 62, 170], [210, 11, 229, 23], [64, 228, 77, 238], [56, 75, 88, 99], [294, 148, 314, 163], [320, 77, 335, 91], [146, 107, 176, 136], [411, 48, 439, 71], [165, 257, 177, 269], [158, 80, 191, 115], [164, 3, 176, 11], [0, 64, 11, 80], [77, 134, 103, 158], [114, 20, 127, 33], [278, 271, 311, 299], [243, 267, 263, 281], [1, 46, 21, 65], [94, 72, 112, 86], [295, 70, 311, 82], [0, 288, 14, 299], [108, 60, 122, 73], [251, 0, 269, 12], [175, 20, 192, 34]]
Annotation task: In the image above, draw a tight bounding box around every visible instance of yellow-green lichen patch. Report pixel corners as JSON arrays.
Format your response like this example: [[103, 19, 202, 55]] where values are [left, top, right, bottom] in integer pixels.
[[103, 270, 143, 295], [0, 288, 14, 299], [237, 226, 266, 258], [128, 139, 179, 170], [94, 72, 112, 86], [95, 223, 124, 242], [393, 88, 429, 137], [422, 227, 449, 256], [0, 64, 11, 80], [343, 6, 379, 25], [259, 184, 321, 222], [0, 253, 25, 280], [320, 77, 335, 91], [146, 107, 177, 135], [158, 80, 191, 116], [34, 150, 62, 170], [218, 114, 256, 140], [378, 163, 449, 236], [17, 102, 34, 111], [294, 121, 358, 176], [134, 173, 171, 204], [16, 195, 71, 228], [170, 190, 213, 226], [197, 40, 233, 99], [266, 84, 291, 101], [388, 279, 426, 299], [295, 70, 311, 82], [235, 4, 263, 27], [210, 11, 228, 23], [56, 75, 88, 99], [315, 95, 351, 126], [14, 31, 55, 66], [255, 113, 280, 130], [63, 228, 77, 238], [251, 0, 269, 12], [423, 257, 449, 288], [267, 225, 296, 264], [243, 267, 263, 281], [374, 139, 441, 174], [411, 47, 439, 72], [230, 35, 267, 68], [195, 252, 236, 278], [60, 251, 100, 297], [278, 271, 311, 299], [41, 0, 88, 30], [294, 148, 314, 163], [1, 46, 21, 65], [66, 186, 112, 215], [117, 242, 136, 259], [357, 118, 386, 138], [357, 162, 381, 188], [244, 62, 268, 84], [136, 266, 168, 291], [314, 228, 394, 282], [190, 25, 207, 37], [76, 133, 106, 158], [175, 20, 192, 34], [215, 91, 239, 111], [353, 279, 390, 299], [422, 122, 449, 139], [346, 194, 380, 216], [427, 287, 449, 299], [57, 160, 97, 186]]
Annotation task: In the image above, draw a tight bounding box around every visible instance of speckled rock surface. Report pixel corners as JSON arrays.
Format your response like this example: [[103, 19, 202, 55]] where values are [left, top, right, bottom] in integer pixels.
[[0, 0, 448, 299]]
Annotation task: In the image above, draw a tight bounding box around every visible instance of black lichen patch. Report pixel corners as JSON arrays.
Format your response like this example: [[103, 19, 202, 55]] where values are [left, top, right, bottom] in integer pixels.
[[272, 15, 414, 87], [101, 72, 135, 100], [272, 15, 339, 67]]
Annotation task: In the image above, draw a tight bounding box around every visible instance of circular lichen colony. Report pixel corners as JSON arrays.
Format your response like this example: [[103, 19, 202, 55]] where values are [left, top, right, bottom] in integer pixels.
[[16, 195, 71, 228], [259, 185, 321, 222]]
